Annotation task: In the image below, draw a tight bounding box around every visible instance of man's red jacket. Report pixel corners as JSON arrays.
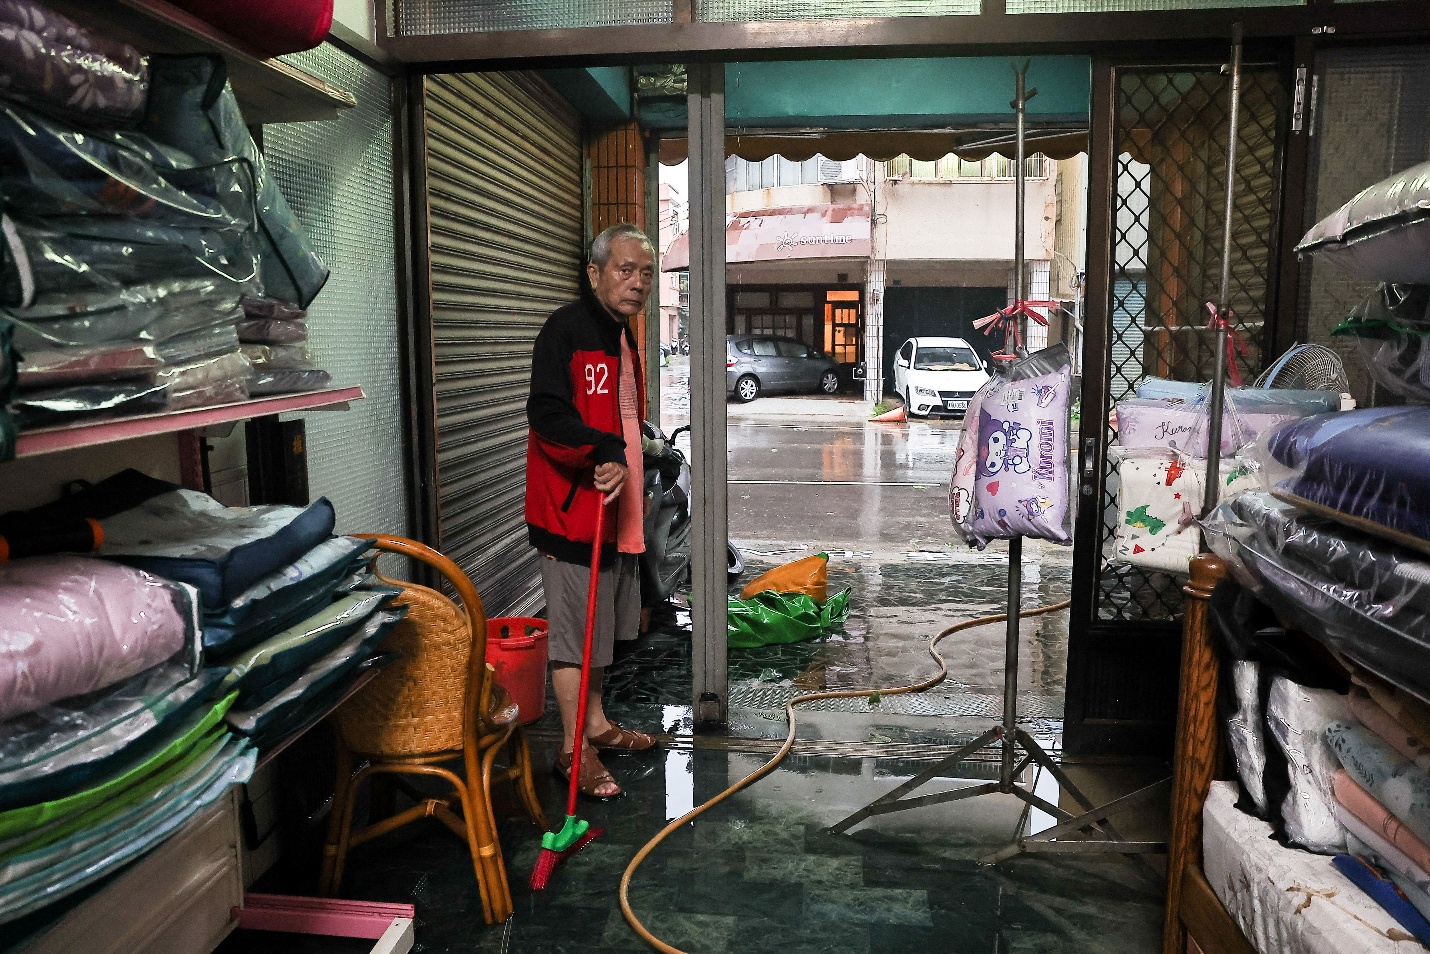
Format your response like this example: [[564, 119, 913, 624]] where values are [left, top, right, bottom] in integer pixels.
[[525, 284, 645, 567]]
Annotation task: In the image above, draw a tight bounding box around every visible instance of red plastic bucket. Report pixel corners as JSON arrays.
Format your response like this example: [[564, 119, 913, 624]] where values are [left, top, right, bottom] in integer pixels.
[[484, 617, 548, 725]]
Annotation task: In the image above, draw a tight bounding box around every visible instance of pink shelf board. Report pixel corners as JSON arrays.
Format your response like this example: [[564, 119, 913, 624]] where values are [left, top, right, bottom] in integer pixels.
[[14, 386, 365, 458]]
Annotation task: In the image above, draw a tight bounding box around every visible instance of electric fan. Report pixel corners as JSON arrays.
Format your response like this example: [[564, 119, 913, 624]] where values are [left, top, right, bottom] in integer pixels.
[[1254, 343, 1349, 392]]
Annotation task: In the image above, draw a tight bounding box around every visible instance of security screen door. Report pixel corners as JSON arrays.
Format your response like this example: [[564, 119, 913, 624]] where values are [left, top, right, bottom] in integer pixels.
[[1065, 58, 1287, 756]]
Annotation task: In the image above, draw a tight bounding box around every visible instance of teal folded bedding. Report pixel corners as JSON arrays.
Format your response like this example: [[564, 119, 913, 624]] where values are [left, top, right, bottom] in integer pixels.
[[225, 607, 404, 736], [0, 691, 235, 840], [0, 736, 253, 924], [0, 664, 224, 812], [218, 592, 386, 701]]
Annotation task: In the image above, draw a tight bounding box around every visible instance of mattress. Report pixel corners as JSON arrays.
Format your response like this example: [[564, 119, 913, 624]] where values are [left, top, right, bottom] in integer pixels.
[[1201, 780, 1419, 953]]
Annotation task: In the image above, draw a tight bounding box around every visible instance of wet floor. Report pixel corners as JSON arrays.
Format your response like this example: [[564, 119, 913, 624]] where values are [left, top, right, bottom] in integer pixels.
[[222, 379, 1167, 953]]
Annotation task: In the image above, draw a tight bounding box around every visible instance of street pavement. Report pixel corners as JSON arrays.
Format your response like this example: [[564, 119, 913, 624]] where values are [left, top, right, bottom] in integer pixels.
[[653, 354, 1073, 727]]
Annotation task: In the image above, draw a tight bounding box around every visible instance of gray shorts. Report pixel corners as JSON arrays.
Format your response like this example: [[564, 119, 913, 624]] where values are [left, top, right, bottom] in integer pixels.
[[539, 554, 640, 669]]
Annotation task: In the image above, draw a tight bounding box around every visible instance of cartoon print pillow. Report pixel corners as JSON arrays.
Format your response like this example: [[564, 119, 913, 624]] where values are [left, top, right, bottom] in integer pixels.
[[968, 360, 1072, 546], [1113, 451, 1260, 575], [948, 385, 991, 544]]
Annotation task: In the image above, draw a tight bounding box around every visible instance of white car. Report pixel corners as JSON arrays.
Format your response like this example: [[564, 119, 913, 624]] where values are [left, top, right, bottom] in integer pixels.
[[891, 336, 990, 418]]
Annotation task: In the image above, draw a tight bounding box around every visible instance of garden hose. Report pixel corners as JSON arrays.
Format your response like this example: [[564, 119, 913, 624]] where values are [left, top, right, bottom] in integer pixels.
[[618, 598, 1074, 954]]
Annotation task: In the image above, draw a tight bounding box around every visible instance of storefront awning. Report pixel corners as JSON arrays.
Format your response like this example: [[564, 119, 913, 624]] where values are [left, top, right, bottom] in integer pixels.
[[662, 204, 870, 272], [657, 129, 1089, 165]]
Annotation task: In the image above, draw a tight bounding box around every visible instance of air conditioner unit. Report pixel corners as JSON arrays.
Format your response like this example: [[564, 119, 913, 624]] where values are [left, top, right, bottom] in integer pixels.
[[818, 158, 861, 184]]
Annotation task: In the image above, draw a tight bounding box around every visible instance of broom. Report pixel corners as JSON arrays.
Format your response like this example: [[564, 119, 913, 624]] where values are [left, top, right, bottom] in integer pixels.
[[530, 493, 609, 890]]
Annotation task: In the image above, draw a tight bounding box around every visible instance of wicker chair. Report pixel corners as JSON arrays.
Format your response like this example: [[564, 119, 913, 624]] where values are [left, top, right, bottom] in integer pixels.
[[320, 535, 545, 924]]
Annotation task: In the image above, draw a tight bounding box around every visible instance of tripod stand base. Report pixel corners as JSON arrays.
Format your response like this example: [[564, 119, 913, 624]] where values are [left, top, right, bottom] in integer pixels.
[[827, 726, 1169, 868]]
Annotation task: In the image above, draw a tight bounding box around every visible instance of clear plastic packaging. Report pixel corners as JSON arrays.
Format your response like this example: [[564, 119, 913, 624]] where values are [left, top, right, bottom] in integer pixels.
[[1135, 377, 1342, 413], [7, 281, 243, 352], [166, 377, 248, 410], [0, 557, 201, 722], [1203, 491, 1430, 704], [1226, 660, 1268, 814], [0, 665, 223, 811], [143, 57, 329, 307], [1298, 159, 1430, 284], [3, 469, 337, 607], [0, 693, 233, 841], [10, 380, 168, 428], [1266, 676, 1349, 854], [0, 732, 232, 872], [1267, 406, 1430, 540], [241, 343, 310, 369], [248, 368, 331, 396], [1332, 284, 1430, 403], [218, 592, 389, 695], [948, 383, 991, 543], [1115, 391, 1312, 458], [203, 535, 372, 656], [0, 737, 253, 923], [0, 0, 149, 126], [966, 344, 1073, 547], [0, 102, 255, 227], [225, 607, 404, 736], [0, 212, 259, 308], [1111, 447, 1259, 575], [155, 349, 250, 391], [241, 295, 305, 321], [16, 341, 164, 389], [237, 316, 307, 345]]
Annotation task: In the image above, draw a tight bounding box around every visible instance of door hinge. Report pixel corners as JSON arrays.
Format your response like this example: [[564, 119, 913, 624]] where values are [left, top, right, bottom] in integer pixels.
[[1291, 66, 1308, 134]]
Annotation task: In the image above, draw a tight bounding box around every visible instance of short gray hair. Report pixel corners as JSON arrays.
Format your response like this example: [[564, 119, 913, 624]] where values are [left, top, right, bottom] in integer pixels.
[[589, 223, 653, 268]]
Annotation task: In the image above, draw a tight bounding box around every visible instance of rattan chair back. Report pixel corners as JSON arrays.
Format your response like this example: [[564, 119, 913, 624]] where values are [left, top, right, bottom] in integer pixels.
[[330, 535, 492, 758]]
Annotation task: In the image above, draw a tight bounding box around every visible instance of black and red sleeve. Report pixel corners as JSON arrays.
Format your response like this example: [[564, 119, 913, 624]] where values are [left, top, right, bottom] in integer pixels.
[[526, 319, 625, 468]]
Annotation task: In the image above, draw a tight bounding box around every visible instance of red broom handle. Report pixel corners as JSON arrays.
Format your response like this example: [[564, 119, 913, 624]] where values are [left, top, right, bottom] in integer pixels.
[[567, 495, 608, 817]]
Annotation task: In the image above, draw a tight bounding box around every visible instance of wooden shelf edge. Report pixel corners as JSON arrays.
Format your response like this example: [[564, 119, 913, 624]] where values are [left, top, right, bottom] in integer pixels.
[[14, 386, 365, 459]]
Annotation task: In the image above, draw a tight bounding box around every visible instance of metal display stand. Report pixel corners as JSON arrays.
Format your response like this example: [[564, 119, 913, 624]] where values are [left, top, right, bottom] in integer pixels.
[[1202, 25, 1245, 523], [829, 54, 1270, 862]]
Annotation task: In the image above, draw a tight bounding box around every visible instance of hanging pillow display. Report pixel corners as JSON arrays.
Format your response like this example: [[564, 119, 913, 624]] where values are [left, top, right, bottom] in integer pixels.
[[967, 345, 1074, 547]]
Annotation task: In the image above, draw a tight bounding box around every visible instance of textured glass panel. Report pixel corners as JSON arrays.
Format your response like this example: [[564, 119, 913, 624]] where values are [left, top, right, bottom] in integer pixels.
[[702, 0, 977, 19], [268, 47, 409, 538], [1297, 47, 1430, 407], [397, 0, 672, 34], [1009, 0, 1298, 10]]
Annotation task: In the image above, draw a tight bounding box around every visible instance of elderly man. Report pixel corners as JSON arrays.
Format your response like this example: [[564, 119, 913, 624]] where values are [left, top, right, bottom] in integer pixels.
[[525, 223, 660, 800]]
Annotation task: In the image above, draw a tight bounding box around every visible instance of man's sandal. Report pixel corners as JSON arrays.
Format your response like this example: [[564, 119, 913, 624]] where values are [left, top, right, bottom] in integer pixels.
[[587, 722, 658, 752], [555, 747, 622, 800]]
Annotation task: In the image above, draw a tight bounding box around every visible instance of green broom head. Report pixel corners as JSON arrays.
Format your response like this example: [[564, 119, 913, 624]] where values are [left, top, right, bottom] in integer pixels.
[[541, 814, 590, 853]]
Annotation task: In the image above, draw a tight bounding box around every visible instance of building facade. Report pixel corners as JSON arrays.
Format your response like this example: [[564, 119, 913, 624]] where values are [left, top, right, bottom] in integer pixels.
[[663, 151, 1088, 400]]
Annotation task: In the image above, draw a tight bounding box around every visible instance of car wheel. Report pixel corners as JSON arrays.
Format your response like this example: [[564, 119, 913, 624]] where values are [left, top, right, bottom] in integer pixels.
[[904, 388, 923, 418], [819, 370, 839, 394], [735, 375, 760, 402]]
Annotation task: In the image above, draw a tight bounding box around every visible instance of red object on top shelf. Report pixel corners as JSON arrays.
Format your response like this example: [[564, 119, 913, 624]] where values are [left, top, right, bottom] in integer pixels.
[[169, 0, 333, 56], [13, 386, 364, 459]]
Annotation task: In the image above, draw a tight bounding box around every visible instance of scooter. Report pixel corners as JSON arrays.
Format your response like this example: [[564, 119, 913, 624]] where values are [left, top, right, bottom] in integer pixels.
[[639, 422, 742, 609]]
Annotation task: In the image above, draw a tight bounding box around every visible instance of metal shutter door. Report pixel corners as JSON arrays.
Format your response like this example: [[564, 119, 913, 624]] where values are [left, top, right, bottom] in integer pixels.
[[422, 72, 582, 616]]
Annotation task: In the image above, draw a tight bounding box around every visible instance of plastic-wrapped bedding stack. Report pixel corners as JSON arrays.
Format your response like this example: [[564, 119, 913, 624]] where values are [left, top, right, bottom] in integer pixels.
[[238, 296, 333, 395], [0, 466, 403, 739], [0, 554, 255, 928], [0, 92, 260, 428], [0, 2, 334, 434]]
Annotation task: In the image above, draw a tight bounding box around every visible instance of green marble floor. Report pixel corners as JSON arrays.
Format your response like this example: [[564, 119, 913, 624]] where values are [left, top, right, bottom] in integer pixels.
[[224, 552, 1167, 953]]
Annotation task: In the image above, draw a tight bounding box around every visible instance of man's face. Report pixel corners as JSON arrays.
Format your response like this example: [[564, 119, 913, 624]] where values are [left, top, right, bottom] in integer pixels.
[[587, 236, 655, 322]]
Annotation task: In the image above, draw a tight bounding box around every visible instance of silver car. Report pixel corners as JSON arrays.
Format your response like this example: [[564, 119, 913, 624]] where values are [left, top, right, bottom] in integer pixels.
[[726, 335, 841, 402]]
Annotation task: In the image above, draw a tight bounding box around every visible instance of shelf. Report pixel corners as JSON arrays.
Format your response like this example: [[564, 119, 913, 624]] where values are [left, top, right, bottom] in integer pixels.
[[41, 0, 357, 124], [15, 386, 364, 459]]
